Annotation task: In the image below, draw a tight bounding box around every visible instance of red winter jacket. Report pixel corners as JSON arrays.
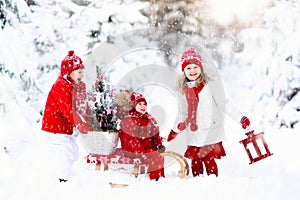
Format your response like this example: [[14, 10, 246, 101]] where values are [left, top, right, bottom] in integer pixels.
[[42, 76, 83, 134], [119, 110, 164, 154]]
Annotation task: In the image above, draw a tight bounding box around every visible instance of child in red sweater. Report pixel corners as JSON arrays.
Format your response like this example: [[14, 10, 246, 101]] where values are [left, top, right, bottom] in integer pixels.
[[41, 50, 92, 182]]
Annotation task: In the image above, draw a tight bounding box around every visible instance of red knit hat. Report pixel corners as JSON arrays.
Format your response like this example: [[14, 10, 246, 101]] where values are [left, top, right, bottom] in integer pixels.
[[130, 91, 147, 107], [181, 47, 203, 71], [60, 50, 84, 76]]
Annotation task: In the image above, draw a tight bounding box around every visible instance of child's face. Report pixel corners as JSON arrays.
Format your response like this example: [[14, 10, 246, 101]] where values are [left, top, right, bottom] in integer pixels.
[[70, 69, 84, 84], [184, 64, 201, 81], [135, 101, 147, 114]]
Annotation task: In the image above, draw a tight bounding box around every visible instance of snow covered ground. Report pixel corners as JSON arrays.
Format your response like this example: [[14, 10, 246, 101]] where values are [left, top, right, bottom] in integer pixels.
[[0, 100, 299, 200]]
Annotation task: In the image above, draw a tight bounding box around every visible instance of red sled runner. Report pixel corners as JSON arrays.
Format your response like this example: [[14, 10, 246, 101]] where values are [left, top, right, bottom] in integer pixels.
[[239, 130, 273, 164]]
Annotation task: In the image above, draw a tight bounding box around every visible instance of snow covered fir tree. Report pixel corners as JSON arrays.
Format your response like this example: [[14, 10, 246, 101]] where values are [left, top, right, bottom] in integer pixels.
[[87, 65, 118, 132], [0, 0, 298, 130], [0, 0, 300, 199]]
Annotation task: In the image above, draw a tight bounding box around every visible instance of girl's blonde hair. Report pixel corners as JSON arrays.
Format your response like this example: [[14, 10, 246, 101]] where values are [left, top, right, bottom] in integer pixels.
[[176, 67, 209, 95]]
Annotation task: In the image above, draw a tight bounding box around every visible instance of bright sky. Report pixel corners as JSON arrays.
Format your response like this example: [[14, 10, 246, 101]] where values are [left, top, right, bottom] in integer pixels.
[[207, 0, 273, 25]]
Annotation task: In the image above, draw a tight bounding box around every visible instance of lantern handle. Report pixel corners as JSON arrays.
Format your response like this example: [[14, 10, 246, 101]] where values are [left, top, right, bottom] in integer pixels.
[[245, 125, 252, 131], [245, 130, 254, 137]]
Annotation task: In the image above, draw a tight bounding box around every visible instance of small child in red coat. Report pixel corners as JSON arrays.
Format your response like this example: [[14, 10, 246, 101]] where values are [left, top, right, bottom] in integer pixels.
[[116, 91, 166, 180], [41, 50, 92, 182]]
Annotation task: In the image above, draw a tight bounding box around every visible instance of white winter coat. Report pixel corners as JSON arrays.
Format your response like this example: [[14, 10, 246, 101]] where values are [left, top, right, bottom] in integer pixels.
[[177, 64, 243, 147], [185, 82, 225, 146]]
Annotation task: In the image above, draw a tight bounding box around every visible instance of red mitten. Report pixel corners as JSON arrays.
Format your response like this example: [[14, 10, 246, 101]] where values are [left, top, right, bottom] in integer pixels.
[[77, 122, 92, 134], [240, 116, 250, 129], [167, 129, 179, 142]]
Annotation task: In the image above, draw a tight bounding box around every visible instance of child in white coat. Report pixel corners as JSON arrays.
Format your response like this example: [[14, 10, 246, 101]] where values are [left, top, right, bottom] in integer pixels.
[[168, 48, 250, 177]]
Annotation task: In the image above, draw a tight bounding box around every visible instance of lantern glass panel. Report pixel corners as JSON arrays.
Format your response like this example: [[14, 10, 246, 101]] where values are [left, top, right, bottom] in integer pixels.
[[248, 142, 258, 158]]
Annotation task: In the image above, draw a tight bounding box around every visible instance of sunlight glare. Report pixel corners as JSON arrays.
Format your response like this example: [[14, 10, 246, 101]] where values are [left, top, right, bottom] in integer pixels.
[[207, 0, 273, 25]]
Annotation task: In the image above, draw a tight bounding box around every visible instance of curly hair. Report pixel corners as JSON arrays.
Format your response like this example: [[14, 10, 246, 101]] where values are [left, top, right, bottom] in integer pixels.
[[116, 91, 133, 111]]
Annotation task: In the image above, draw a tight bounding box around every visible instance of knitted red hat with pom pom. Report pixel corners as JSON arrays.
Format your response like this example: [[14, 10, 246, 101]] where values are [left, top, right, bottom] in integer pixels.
[[130, 92, 147, 107], [60, 50, 84, 76], [181, 47, 203, 71]]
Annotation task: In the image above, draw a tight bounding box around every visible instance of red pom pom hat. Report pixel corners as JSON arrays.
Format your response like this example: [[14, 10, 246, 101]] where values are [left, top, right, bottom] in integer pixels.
[[130, 92, 147, 107], [181, 47, 203, 72], [60, 50, 85, 76]]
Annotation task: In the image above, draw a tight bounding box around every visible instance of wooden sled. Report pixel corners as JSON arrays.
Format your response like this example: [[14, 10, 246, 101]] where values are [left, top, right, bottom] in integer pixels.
[[130, 151, 190, 179], [109, 182, 128, 188], [86, 149, 190, 188], [160, 151, 189, 178]]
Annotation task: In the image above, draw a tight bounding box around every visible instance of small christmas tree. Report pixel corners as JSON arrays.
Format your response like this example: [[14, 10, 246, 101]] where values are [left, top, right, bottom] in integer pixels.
[[87, 65, 118, 132]]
